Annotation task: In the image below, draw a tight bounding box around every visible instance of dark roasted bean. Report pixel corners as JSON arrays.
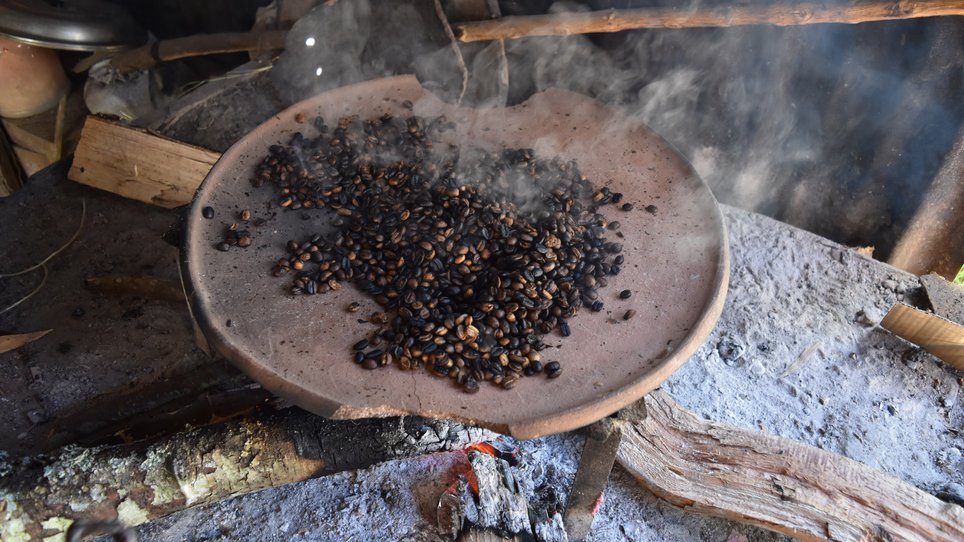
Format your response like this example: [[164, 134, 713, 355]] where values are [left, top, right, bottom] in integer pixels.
[[544, 361, 562, 378], [623, 309, 636, 320], [202, 206, 215, 219], [353, 339, 369, 351], [621, 203, 633, 211], [259, 114, 629, 393], [619, 289, 632, 299]]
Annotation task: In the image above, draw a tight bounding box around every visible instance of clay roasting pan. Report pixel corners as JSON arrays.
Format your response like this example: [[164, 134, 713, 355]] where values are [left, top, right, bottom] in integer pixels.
[[182, 75, 729, 439]]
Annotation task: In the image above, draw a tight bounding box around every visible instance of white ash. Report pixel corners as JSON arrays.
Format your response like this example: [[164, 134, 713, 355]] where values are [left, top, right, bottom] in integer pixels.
[[663, 207, 962, 494]]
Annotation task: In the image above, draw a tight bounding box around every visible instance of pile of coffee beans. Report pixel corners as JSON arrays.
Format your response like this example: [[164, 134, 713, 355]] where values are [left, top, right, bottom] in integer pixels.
[[256, 114, 625, 393]]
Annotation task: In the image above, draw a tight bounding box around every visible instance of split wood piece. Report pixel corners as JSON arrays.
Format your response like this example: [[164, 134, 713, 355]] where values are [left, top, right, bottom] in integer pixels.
[[0, 411, 492, 542], [68, 116, 221, 208], [454, 1, 964, 42], [108, 30, 289, 74], [881, 302, 964, 371], [617, 390, 964, 542], [0, 330, 51, 355]]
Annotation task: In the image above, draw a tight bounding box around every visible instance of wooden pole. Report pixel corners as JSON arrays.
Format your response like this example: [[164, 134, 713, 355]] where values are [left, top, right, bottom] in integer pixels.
[[618, 391, 964, 542], [109, 30, 288, 74], [454, 1, 964, 42]]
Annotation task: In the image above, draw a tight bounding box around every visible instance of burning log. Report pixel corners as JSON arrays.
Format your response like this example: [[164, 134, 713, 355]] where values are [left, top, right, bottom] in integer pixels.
[[454, 1, 964, 42], [0, 412, 492, 542], [618, 391, 964, 542]]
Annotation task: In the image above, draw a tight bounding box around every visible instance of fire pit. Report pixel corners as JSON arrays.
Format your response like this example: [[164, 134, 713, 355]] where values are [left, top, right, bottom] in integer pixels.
[[181, 75, 728, 438]]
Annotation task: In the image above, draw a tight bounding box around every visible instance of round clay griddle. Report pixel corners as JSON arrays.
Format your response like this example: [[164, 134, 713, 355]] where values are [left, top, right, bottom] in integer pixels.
[[182, 75, 728, 439]]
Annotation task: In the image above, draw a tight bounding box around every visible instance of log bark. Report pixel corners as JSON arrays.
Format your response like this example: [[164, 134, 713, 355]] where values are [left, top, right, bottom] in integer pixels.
[[617, 390, 964, 542], [454, 1, 964, 42], [0, 411, 491, 542]]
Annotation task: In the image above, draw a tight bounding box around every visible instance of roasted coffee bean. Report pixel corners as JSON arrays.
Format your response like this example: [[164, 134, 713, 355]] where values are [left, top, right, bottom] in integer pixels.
[[623, 309, 636, 320], [260, 114, 630, 393], [544, 361, 562, 378], [215, 242, 230, 252], [347, 301, 361, 313], [202, 206, 215, 219], [240, 209, 252, 221], [621, 203, 633, 211], [645, 204, 658, 214], [353, 339, 369, 351], [619, 289, 632, 299]]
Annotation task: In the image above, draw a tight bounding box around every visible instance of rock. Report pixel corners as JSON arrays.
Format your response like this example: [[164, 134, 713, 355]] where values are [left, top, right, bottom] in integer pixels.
[[855, 309, 876, 327], [902, 348, 929, 370], [935, 483, 964, 507], [937, 447, 962, 474], [716, 335, 746, 367], [26, 409, 48, 424]]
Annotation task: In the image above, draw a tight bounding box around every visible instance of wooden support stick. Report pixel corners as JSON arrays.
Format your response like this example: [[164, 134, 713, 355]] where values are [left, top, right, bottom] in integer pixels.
[[0, 412, 492, 542], [617, 391, 964, 542], [109, 30, 288, 74], [454, 1, 964, 42]]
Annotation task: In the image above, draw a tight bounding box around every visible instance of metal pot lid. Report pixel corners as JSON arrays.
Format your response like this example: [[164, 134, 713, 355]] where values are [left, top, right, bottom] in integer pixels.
[[0, 0, 146, 51]]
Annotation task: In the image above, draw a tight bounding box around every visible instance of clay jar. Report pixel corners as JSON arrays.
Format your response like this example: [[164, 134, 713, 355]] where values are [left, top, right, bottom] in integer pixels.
[[0, 37, 69, 118]]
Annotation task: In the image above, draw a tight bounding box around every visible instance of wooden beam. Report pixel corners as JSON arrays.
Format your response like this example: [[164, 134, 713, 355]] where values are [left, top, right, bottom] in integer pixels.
[[454, 1, 964, 42], [68, 116, 221, 208], [617, 391, 964, 542]]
